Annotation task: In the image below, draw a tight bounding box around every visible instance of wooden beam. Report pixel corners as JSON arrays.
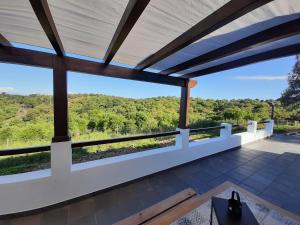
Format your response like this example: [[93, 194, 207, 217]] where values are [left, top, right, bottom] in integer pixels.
[[104, 0, 150, 64], [182, 43, 300, 78], [178, 80, 192, 129], [0, 46, 53, 68], [161, 18, 300, 75], [52, 56, 70, 142], [135, 0, 273, 70], [0, 33, 12, 47], [29, 0, 64, 56], [66, 57, 186, 87], [0, 46, 187, 87]]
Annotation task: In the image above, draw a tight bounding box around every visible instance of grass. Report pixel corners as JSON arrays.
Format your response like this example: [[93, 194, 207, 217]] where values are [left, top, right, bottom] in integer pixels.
[[0, 152, 50, 175], [274, 124, 300, 134], [189, 131, 218, 141], [72, 136, 176, 163]]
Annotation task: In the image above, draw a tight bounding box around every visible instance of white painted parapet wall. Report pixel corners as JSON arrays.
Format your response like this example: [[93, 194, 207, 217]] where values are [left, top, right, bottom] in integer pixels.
[[0, 120, 274, 215]]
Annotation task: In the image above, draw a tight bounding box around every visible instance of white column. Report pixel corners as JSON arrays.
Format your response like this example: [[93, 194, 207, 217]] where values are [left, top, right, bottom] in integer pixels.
[[265, 119, 274, 136], [220, 123, 232, 138], [176, 128, 190, 150], [247, 121, 257, 134], [51, 141, 72, 177]]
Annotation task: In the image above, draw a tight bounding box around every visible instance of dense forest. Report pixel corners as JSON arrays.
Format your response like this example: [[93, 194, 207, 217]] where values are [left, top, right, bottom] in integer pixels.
[[0, 93, 299, 149], [0, 93, 299, 175]]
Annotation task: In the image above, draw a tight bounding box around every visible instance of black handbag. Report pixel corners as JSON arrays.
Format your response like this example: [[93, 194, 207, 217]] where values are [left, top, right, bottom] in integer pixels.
[[227, 191, 242, 218]]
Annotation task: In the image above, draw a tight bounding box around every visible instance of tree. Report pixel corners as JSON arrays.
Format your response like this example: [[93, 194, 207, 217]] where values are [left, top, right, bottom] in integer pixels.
[[223, 107, 244, 124], [123, 120, 137, 134], [87, 120, 96, 132], [0, 126, 13, 147], [243, 108, 256, 121], [17, 123, 52, 141], [280, 55, 300, 108], [95, 112, 110, 132], [108, 113, 125, 134]]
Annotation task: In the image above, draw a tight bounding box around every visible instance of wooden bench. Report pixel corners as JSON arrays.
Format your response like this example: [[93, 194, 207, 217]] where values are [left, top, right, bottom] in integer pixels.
[[113, 188, 197, 225], [115, 182, 300, 225]]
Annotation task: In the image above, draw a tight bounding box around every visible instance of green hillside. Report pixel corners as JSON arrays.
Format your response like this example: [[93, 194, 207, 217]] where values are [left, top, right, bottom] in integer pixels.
[[0, 93, 299, 149], [0, 93, 299, 175]]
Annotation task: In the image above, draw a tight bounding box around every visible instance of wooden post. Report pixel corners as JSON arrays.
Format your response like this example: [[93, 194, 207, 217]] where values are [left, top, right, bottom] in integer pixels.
[[179, 80, 191, 129], [52, 56, 70, 142], [271, 103, 275, 120]]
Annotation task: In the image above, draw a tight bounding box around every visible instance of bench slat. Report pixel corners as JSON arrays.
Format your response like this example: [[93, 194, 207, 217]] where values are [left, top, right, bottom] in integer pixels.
[[113, 188, 196, 225]]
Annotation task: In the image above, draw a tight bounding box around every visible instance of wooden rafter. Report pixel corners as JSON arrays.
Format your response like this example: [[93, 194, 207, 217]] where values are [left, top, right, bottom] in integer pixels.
[[0, 46, 187, 87], [182, 43, 300, 78], [135, 0, 274, 70], [104, 0, 150, 64], [29, 0, 64, 56], [161, 18, 300, 75]]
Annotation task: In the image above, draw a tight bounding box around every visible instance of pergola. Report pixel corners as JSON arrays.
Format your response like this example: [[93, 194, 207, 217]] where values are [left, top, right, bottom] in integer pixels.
[[1, 1, 300, 217], [0, 0, 300, 143]]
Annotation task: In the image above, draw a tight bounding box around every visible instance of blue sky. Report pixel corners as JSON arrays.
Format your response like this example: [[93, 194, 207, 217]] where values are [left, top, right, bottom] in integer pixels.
[[0, 55, 295, 100]]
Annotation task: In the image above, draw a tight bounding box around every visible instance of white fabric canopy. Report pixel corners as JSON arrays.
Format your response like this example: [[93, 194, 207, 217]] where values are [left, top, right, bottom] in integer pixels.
[[150, 0, 300, 72], [113, 0, 230, 66], [180, 34, 300, 75], [0, 0, 299, 76], [48, 0, 128, 59], [0, 0, 51, 48]]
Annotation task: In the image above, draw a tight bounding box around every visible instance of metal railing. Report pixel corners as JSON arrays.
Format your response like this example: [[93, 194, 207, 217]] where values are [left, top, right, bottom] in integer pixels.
[[257, 120, 270, 124], [0, 131, 181, 156], [189, 125, 225, 134], [232, 124, 242, 128], [0, 122, 268, 156], [0, 145, 50, 156], [72, 130, 180, 148]]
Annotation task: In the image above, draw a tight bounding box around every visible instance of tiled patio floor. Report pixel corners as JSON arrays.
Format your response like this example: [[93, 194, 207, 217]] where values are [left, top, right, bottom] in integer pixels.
[[1, 134, 299, 225]]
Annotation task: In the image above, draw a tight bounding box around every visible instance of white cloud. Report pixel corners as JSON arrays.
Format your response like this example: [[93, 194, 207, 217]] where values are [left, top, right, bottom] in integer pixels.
[[231, 75, 288, 81], [28, 91, 52, 95], [0, 87, 15, 92]]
